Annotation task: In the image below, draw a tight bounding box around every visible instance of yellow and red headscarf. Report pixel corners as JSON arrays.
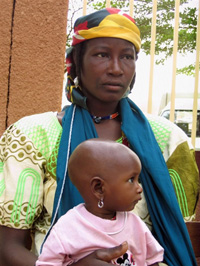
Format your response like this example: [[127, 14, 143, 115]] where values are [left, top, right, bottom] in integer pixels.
[[66, 8, 141, 105]]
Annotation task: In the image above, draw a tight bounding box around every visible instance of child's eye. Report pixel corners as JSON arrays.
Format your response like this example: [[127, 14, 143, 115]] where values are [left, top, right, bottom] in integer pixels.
[[128, 177, 134, 183]]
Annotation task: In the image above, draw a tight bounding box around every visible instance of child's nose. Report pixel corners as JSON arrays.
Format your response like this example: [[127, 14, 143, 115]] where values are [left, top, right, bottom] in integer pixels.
[[137, 183, 143, 193]]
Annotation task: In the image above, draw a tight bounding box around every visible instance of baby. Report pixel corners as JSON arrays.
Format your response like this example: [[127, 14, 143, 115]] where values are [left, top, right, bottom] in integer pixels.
[[36, 139, 164, 266]]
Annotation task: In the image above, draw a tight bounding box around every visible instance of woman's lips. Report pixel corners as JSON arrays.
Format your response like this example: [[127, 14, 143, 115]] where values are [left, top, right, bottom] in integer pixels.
[[103, 83, 123, 91]]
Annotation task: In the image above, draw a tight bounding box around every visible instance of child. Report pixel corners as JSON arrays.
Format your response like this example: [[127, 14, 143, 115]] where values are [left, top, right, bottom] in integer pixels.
[[36, 139, 164, 266]]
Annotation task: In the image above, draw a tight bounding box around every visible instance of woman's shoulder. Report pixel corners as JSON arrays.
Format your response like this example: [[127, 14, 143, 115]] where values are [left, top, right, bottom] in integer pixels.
[[14, 111, 61, 130], [144, 112, 191, 152], [145, 112, 175, 131], [144, 113, 174, 153], [11, 111, 62, 139], [1, 111, 62, 160]]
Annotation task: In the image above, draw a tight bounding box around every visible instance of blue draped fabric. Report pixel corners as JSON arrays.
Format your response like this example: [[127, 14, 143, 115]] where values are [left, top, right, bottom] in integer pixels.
[[51, 98, 196, 266]]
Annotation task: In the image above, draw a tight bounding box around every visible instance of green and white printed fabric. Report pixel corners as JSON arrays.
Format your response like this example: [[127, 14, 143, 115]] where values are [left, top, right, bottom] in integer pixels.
[[0, 111, 198, 254]]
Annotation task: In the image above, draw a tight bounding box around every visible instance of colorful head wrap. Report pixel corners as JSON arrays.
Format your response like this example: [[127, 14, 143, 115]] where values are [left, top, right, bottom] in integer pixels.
[[66, 8, 141, 108]]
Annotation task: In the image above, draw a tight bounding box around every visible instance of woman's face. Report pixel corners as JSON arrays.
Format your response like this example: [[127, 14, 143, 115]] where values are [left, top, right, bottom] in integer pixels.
[[80, 37, 136, 105]]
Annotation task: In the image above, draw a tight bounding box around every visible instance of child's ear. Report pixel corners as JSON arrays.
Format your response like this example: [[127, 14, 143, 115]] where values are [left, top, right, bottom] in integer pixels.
[[90, 176, 105, 199]]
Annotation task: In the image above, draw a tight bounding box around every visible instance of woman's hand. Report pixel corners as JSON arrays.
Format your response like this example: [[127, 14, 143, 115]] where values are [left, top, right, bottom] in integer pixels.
[[73, 241, 128, 266]]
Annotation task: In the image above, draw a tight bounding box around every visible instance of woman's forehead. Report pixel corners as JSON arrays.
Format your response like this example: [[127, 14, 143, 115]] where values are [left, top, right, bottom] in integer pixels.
[[84, 37, 136, 51]]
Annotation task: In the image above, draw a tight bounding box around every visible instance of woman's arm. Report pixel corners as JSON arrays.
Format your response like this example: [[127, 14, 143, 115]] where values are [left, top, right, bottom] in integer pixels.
[[0, 225, 128, 266], [0, 225, 37, 266]]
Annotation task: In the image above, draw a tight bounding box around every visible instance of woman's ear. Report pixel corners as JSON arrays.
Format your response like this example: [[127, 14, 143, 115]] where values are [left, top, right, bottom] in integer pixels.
[[90, 176, 105, 200]]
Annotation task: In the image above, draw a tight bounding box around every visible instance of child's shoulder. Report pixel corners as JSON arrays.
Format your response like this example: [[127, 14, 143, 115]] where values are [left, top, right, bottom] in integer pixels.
[[127, 211, 150, 230]]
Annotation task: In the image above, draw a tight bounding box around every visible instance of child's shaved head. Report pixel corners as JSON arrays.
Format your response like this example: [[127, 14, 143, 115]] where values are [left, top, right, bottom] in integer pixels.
[[68, 139, 141, 204]]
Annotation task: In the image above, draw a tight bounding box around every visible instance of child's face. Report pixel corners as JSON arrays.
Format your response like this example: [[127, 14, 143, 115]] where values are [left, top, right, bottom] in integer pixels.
[[103, 153, 142, 213]]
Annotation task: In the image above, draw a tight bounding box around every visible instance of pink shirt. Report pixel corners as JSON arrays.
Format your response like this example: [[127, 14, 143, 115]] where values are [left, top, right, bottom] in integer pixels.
[[36, 204, 164, 266]]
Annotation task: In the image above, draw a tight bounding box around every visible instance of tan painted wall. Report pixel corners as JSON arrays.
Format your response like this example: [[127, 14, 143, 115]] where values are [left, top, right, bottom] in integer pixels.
[[0, 0, 69, 136]]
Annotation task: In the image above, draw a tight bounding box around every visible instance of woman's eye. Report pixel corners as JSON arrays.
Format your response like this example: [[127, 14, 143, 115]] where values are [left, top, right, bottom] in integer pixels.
[[122, 54, 134, 60], [96, 53, 107, 58]]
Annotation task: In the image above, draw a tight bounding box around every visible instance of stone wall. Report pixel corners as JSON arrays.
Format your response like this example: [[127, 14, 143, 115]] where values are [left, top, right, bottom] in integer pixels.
[[0, 0, 68, 136]]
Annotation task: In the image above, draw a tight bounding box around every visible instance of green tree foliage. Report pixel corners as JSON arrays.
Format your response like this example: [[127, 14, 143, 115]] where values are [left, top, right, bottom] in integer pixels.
[[67, 0, 198, 75]]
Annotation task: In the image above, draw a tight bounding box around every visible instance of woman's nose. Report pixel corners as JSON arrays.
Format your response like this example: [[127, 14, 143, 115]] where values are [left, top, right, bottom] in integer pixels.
[[108, 58, 123, 76]]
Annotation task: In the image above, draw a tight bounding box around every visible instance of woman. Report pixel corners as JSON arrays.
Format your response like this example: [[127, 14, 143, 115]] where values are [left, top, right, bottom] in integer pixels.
[[0, 8, 199, 266]]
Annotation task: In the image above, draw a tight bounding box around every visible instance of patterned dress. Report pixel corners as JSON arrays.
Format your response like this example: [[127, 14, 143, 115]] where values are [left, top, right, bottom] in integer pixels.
[[0, 111, 198, 255]]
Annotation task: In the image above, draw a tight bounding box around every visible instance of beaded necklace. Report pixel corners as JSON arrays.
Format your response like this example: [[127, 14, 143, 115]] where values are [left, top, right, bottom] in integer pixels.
[[90, 112, 119, 124]]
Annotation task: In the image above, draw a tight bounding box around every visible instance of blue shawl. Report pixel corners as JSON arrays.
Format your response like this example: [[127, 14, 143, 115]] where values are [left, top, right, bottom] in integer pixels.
[[50, 97, 196, 266]]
